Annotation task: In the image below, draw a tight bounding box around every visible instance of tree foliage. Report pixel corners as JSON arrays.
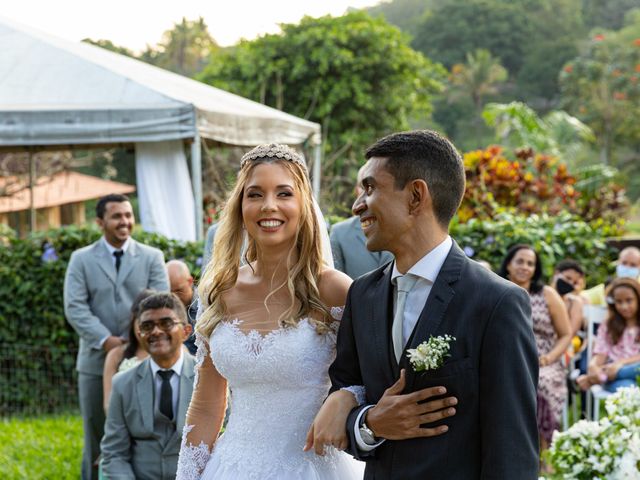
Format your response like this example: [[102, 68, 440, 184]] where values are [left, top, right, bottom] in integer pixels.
[[199, 12, 446, 214], [139, 17, 218, 77], [560, 25, 640, 164], [412, 0, 533, 74]]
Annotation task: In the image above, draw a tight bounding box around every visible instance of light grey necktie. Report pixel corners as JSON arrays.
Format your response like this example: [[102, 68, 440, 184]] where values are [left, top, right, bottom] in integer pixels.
[[392, 274, 418, 363]]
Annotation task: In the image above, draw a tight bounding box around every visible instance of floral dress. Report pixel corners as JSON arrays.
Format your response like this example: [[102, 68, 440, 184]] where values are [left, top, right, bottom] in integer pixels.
[[530, 291, 567, 444]]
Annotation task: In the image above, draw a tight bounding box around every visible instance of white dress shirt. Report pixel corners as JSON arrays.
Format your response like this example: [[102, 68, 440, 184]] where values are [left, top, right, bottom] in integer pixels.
[[101, 236, 131, 267], [354, 235, 453, 451], [149, 351, 184, 418]]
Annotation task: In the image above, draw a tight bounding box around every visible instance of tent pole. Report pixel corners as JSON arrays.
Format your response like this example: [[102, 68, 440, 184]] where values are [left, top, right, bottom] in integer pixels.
[[190, 132, 203, 241], [312, 143, 321, 200], [29, 151, 36, 233]]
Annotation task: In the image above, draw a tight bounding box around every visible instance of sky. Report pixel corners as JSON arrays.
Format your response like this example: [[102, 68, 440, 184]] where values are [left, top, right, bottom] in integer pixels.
[[2, 0, 381, 51]]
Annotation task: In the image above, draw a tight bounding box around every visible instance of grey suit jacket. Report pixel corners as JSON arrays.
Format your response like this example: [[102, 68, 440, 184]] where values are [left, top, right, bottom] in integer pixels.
[[330, 216, 393, 279], [101, 354, 196, 480], [64, 238, 169, 375]]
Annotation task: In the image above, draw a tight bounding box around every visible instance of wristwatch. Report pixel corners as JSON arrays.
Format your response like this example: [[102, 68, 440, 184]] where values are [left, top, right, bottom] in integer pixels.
[[359, 412, 378, 445]]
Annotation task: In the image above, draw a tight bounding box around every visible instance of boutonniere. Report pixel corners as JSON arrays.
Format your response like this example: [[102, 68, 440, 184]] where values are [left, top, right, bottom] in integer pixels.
[[406, 334, 456, 372]]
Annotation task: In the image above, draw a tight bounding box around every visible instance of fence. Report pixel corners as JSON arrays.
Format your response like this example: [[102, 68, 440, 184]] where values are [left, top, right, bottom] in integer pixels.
[[0, 343, 78, 416]]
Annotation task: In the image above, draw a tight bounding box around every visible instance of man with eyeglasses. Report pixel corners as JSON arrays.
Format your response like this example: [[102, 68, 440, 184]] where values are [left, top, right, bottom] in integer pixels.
[[101, 292, 196, 480]]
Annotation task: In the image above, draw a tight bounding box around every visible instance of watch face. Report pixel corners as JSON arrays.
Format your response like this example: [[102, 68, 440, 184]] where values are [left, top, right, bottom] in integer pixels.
[[360, 426, 375, 444]]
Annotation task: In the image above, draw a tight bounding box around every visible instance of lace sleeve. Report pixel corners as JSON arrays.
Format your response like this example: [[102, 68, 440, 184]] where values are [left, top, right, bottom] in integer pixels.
[[329, 306, 366, 406], [176, 332, 227, 479]]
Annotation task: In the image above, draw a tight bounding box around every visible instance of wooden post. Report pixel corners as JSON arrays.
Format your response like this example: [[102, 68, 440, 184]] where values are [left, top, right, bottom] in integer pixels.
[[29, 152, 36, 233]]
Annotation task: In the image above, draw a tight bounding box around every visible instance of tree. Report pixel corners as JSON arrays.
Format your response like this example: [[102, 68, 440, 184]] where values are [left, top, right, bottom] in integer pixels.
[[560, 27, 640, 164], [82, 39, 135, 58], [448, 49, 507, 143], [412, 0, 533, 74], [583, 0, 640, 31], [199, 12, 446, 215], [140, 17, 218, 77], [482, 101, 595, 162]]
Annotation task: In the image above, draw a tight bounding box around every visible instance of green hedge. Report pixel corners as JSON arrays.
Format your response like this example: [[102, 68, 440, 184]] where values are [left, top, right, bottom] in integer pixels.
[[0, 225, 203, 416], [0, 214, 618, 415], [450, 211, 619, 286]]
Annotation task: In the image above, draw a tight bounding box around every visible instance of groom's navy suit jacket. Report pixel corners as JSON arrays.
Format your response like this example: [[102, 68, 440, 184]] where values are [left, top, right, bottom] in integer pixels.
[[329, 242, 539, 479]]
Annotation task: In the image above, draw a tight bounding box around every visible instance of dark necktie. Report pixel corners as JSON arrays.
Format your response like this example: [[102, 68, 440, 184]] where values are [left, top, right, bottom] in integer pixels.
[[158, 370, 174, 420], [113, 250, 124, 272]]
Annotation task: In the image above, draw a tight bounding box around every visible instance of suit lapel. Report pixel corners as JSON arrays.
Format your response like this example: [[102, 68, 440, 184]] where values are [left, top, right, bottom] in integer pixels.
[[94, 242, 116, 285], [401, 244, 465, 388], [367, 265, 397, 382], [136, 358, 155, 433], [116, 239, 138, 287]]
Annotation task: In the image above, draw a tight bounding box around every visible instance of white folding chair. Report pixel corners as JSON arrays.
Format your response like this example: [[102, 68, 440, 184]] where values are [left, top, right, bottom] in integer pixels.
[[583, 305, 609, 420]]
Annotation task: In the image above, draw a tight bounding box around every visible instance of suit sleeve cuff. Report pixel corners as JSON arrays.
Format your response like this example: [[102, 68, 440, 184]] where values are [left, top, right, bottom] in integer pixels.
[[354, 405, 385, 451], [98, 335, 110, 349]]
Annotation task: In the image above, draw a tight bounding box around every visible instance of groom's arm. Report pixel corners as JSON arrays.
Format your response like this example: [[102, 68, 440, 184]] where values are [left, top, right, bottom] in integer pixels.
[[479, 285, 539, 479]]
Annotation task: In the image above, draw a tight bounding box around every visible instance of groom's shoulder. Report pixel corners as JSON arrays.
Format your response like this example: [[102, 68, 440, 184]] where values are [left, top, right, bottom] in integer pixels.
[[351, 261, 390, 290], [463, 257, 525, 297]]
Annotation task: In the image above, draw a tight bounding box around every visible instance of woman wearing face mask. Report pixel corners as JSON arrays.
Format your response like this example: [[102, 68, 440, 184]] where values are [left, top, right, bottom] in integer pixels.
[[577, 278, 640, 393], [552, 260, 586, 338]]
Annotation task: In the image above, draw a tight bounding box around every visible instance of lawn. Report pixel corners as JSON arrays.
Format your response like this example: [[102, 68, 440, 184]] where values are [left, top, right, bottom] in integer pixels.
[[0, 414, 82, 479]]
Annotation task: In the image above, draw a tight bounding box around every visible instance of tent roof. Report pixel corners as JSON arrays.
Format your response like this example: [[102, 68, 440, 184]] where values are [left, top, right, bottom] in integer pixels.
[[0, 171, 135, 213], [0, 17, 320, 147]]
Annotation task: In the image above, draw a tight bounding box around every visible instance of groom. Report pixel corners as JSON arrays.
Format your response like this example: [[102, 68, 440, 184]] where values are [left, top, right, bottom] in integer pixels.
[[329, 130, 539, 478]]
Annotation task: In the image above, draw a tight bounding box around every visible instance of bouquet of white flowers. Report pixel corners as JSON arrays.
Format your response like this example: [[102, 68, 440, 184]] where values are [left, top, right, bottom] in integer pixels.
[[546, 386, 640, 479]]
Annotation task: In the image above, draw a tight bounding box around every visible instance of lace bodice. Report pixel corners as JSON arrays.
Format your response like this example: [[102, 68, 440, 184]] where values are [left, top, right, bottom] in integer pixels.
[[176, 308, 362, 480]]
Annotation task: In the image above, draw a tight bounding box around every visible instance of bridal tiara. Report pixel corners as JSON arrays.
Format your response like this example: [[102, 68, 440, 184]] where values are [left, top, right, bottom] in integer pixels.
[[240, 144, 306, 168]]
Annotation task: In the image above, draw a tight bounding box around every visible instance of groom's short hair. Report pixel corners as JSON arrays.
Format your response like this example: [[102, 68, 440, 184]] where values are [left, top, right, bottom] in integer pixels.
[[365, 130, 465, 228]]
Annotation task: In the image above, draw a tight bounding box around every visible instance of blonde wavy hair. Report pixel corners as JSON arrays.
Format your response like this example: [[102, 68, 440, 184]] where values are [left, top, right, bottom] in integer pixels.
[[196, 145, 331, 338]]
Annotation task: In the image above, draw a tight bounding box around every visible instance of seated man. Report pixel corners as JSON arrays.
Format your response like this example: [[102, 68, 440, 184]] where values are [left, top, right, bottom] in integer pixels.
[[101, 292, 195, 480]]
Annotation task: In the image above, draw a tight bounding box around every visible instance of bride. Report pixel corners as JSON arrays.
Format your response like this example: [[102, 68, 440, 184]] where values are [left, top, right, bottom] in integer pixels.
[[176, 144, 365, 479]]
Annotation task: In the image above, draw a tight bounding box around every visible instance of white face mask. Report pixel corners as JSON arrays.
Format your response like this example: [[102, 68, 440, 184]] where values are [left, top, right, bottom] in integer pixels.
[[616, 264, 640, 279]]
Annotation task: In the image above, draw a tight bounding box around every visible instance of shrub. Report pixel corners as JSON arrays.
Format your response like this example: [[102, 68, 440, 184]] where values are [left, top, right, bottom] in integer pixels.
[[459, 145, 628, 228], [451, 210, 618, 286], [0, 225, 203, 415]]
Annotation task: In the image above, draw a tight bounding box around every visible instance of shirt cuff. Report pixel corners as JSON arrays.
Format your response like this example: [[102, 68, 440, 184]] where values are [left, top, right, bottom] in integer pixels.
[[98, 335, 110, 349], [354, 405, 386, 452]]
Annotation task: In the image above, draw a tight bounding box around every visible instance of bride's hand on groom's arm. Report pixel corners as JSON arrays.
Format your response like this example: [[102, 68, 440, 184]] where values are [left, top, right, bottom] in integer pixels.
[[304, 389, 358, 455], [366, 369, 457, 441]]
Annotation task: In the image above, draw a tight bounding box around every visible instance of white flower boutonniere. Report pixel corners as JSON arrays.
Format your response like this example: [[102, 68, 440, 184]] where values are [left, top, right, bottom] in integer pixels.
[[406, 334, 456, 372]]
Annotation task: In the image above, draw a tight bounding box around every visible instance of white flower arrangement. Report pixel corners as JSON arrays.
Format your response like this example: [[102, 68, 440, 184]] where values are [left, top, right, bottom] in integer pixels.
[[546, 386, 640, 479], [406, 334, 455, 372]]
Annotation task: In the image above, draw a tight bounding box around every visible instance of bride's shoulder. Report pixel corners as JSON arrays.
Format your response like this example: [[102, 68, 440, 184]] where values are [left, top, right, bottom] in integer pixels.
[[318, 268, 352, 308]]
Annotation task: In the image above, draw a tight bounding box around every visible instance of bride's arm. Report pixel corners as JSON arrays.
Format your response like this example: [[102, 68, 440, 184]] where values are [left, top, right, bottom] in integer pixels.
[[305, 389, 360, 455], [176, 333, 227, 479], [304, 269, 364, 455]]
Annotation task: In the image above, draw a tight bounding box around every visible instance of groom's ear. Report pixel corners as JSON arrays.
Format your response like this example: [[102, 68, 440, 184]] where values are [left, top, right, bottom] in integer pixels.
[[408, 179, 430, 215]]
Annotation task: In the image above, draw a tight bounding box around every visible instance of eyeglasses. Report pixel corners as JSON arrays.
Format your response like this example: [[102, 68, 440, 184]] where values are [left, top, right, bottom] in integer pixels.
[[138, 317, 183, 335]]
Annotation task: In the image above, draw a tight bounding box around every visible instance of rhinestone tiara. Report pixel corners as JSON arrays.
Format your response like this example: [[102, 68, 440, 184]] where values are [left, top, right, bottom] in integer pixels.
[[240, 143, 306, 168]]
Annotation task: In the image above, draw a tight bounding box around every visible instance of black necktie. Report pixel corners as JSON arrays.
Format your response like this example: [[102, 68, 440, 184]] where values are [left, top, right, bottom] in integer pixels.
[[113, 250, 124, 272], [158, 370, 174, 420]]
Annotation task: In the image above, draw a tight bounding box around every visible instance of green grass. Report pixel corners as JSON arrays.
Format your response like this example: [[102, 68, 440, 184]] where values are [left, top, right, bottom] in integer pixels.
[[0, 414, 82, 479]]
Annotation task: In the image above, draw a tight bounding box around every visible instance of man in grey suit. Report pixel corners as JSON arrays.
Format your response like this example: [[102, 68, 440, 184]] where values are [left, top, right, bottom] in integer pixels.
[[330, 165, 393, 279], [101, 292, 195, 480], [64, 194, 169, 480]]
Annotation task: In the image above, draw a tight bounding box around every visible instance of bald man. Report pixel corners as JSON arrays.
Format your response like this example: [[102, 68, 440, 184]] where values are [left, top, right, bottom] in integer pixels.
[[582, 246, 640, 305], [166, 260, 198, 354]]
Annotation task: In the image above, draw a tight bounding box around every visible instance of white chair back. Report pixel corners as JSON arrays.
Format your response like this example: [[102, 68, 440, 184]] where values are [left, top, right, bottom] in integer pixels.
[[584, 304, 609, 364]]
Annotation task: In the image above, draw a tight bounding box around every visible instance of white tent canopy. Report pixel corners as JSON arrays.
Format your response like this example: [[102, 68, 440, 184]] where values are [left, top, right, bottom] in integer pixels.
[[0, 16, 321, 239]]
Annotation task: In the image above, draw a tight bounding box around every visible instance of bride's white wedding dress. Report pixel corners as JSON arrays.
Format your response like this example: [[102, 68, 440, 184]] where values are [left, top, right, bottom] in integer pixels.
[[176, 307, 364, 480]]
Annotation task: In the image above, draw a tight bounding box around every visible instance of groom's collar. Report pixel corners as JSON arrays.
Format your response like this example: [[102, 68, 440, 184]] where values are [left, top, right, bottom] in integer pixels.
[[390, 235, 453, 284]]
